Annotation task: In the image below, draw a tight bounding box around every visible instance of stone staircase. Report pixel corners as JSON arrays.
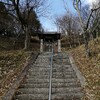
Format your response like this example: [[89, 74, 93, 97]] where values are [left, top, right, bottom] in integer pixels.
[[13, 52, 84, 100]]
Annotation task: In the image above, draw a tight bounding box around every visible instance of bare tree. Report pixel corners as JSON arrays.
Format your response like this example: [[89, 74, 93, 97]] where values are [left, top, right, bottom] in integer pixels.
[[0, 0, 48, 50], [54, 13, 80, 48], [73, 0, 100, 57], [90, 2, 100, 41]]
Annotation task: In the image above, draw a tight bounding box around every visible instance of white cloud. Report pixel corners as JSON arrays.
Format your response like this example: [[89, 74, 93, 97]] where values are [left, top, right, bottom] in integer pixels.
[[84, 0, 99, 5], [83, 0, 99, 9]]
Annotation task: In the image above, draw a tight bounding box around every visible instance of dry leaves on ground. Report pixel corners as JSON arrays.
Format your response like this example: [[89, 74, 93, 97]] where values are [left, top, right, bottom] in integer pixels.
[[69, 41, 100, 100], [0, 50, 29, 98]]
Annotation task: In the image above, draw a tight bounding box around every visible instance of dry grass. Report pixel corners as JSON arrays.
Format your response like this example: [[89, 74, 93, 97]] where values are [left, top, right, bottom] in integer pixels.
[[0, 37, 38, 98], [0, 50, 30, 98], [62, 38, 100, 100]]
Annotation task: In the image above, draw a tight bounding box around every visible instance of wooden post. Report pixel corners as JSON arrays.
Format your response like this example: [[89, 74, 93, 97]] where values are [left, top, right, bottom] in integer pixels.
[[58, 39, 61, 52], [40, 39, 43, 52]]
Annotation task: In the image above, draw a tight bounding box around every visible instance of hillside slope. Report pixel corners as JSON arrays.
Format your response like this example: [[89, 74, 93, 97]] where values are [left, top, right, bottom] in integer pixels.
[[0, 36, 39, 98], [66, 38, 100, 100]]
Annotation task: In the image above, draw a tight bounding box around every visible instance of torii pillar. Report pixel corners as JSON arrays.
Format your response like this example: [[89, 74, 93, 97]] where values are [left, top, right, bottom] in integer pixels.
[[58, 39, 61, 52], [40, 39, 43, 52]]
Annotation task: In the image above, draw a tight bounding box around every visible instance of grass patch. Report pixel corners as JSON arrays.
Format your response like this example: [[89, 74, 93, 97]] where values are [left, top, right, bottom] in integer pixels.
[[0, 50, 30, 98], [0, 50, 28, 79], [0, 36, 39, 98], [62, 38, 100, 100]]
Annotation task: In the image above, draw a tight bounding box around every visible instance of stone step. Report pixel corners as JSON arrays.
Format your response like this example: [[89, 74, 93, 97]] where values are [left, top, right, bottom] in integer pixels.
[[28, 74, 49, 76], [35, 57, 49, 60], [33, 65, 71, 68], [53, 74, 77, 77], [53, 65, 71, 67], [53, 68, 73, 71], [54, 61, 71, 65], [29, 69, 50, 72], [20, 82, 81, 88], [28, 72, 76, 77], [56, 57, 69, 59], [26, 74, 49, 79], [14, 92, 84, 100], [13, 52, 84, 100], [33, 63, 49, 66], [14, 94, 48, 100], [53, 57, 69, 60], [30, 67, 50, 69], [29, 70, 50, 73], [52, 72, 76, 76], [16, 88, 49, 95], [25, 78, 77, 83], [29, 71, 75, 75], [34, 61, 49, 64], [53, 69, 74, 72], [27, 74, 77, 79], [29, 67, 73, 72], [28, 70, 74, 74], [28, 70, 46, 74], [53, 59, 70, 63], [16, 87, 82, 95], [51, 76, 75, 79], [33, 65, 50, 68], [33, 63, 49, 65], [29, 67, 50, 70], [35, 58, 49, 60]]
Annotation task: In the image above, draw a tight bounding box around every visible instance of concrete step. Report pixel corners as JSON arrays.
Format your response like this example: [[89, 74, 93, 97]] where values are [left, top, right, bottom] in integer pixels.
[[53, 65, 71, 67], [53, 59, 70, 63], [19, 82, 81, 88], [53, 74, 76, 77], [28, 71, 49, 75], [52, 72, 76, 76], [29, 71, 75, 75], [26, 74, 49, 79], [29, 67, 73, 72], [28, 71, 75, 75], [54, 61, 71, 65], [16, 87, 82, 95], [34, 62, 49, 64], [27, 74, 77, 79], [52, 69, 73, 72], [14, 92, 84, 100], [53, 56, 69, 59], [16, 88, 49, 95], [29, 69, 50, 72], [25, 78, 77, 83], [33, 65, 50, 68], [13, 52, 85, 100], [33, 65, 72, 68], [29, 68, 50, 70], [28, 72, 76, 77], [14, 94, 48, 100]]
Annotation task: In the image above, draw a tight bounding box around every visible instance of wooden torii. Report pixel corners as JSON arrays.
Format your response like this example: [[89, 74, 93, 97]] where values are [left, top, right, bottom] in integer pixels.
[[38, 32, 61, 52]]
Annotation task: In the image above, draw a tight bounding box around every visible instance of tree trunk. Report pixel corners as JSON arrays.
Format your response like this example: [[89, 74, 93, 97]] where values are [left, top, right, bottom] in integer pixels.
[[24, 27, 30, 50], [78, 34, 81, 46], [95, 32, 99, 43], [84, 32, 91, 57], [85, 40, 90, 57]]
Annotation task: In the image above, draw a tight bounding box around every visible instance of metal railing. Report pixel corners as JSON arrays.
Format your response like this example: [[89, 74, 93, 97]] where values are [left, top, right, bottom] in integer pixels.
[[48, 47, 53, 100]]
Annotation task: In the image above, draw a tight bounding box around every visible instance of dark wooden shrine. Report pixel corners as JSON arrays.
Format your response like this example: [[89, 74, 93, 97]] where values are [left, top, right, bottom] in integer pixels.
[[38, 32, 61, 43]]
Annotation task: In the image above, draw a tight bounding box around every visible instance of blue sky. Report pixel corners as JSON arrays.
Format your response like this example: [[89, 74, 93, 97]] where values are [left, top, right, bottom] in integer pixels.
[[39, 0, 97, 32], [39, 0, 68, 32]]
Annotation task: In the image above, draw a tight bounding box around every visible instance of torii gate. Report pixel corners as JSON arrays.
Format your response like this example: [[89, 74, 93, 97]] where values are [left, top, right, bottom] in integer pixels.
[[38, 32, 61, 52]]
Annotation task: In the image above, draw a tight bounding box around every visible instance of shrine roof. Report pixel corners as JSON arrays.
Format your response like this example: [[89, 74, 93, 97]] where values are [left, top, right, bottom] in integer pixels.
[[38, 32, 61, 42]]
